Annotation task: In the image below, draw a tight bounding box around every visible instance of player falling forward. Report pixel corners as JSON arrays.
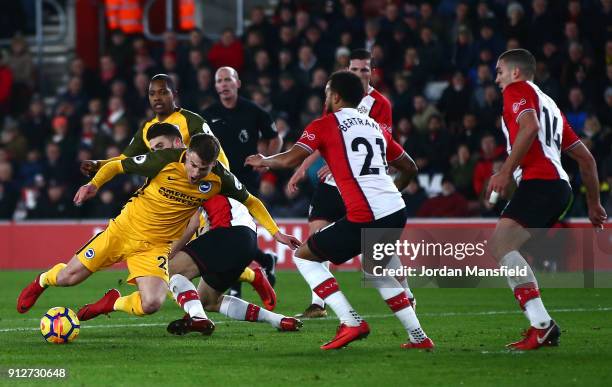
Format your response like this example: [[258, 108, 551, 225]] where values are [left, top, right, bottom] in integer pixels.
[[246, 71, 433, 350], [17, 132, 299, 323], [79, 74, 271, 304], [143, 123, 287, 332], [488, 49, 607, 350], [147, 124, 276, 310], [165, 196, 302, 335], [288, 48, 416, 319]]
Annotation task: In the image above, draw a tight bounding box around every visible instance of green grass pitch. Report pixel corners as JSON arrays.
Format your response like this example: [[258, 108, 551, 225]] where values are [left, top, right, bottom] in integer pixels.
[[1, 271, 611, 386]]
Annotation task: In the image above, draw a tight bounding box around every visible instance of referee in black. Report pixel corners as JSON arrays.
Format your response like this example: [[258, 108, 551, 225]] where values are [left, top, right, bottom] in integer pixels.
[[202, 66, 282, 297]]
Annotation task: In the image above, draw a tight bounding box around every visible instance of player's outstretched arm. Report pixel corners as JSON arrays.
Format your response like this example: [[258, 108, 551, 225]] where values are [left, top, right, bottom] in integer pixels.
[[565, 142, 608, 228], [389, 152, 418, 191], [245, 145, 310, 170], [219, 163, 302, 248], [287, 150, 322, 194], [73, 184, 97, 206], [80, 155, 127, 177], [487, 110, 539, 199], [242, 194, 302, 249], [74, 160, 125, 205], [259, 136, 283, 156]]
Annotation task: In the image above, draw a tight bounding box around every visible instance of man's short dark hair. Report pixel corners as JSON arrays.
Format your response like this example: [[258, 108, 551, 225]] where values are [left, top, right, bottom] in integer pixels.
[[350, 48, 371, 61], [188, 133, 220, 164], [498, 49, 536, 79], [328, 70, 364, 108], [150, 73, 176, 92], [146, 122, 181, 141]]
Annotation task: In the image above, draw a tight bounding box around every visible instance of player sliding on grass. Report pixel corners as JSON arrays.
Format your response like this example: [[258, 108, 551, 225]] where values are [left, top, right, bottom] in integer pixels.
[[488, 49, 607, 350], [144, 123, 277, 310], [166, 200, 302, 335], [144, 123, 297, 333], [79, 74, 273, 303], [17, 131, 300, 323], [246, 71, 433, 350]]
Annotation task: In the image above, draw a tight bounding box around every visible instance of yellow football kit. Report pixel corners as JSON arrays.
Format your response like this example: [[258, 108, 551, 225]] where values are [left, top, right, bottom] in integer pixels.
[[77, 148, 279, 284], [101, 108, 229, 169]]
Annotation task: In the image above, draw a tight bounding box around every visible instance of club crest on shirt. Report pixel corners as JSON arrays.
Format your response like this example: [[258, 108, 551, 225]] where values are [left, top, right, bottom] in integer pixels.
[[199, 182, 212, 193], [239, 129, 249, 143], [84, 248, 95, 259], [512, 99, 526, 113]]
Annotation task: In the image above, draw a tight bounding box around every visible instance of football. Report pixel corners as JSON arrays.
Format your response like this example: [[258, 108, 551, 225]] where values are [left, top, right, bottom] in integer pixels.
[[40, 307, 80, 344]]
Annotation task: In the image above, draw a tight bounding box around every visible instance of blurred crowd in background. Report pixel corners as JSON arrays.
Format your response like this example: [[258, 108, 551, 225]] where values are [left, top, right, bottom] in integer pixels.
[[0, 0, 610, 221]]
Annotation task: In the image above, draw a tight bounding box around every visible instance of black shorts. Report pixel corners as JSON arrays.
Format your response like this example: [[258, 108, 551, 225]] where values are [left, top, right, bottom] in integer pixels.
[[307, 208, 407, 265], [501, 179, 573, 228], [182, 226, 258, 292], [308, 182, 346, 223]]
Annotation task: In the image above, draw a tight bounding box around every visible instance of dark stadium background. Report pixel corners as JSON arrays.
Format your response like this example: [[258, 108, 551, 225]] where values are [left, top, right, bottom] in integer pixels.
[[0, 0, 609, 223], [1, 4, 612, 385]]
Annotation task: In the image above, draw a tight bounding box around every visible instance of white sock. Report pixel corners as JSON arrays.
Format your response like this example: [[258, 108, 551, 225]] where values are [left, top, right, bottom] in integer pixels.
[[500, 250, 538, 289], [387, 255, 413, 298], [501, 251, 551, 327], [169, 274, 207, 319], [310, 261, 330, 307], [294, 256, 327, 308], [294, 256, 361, 326], [219, 295, 284, 328], [378, 286, 427, 343], [524, 298, 552, 329]]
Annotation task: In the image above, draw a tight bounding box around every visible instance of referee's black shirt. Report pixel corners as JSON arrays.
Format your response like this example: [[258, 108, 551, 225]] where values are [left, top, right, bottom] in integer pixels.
[[202, 97, 278, 194]]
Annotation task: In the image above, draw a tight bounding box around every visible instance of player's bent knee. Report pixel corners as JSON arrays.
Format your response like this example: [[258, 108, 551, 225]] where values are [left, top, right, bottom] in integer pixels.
[[140, 296, 164, 315], [139, 288, 167, 314], [294, 246, 306, 259], [295, 244, 323, 262]]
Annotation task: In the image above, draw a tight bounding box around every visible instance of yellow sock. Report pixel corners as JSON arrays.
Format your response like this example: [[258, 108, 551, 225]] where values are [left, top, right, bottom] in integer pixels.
[[40, 263, 67, 287], [113, 291, 145, 316], [239, 267, 255, 283]]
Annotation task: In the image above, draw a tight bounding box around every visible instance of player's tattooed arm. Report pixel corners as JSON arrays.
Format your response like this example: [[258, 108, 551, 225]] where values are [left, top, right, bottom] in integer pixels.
[[245, 145, 310, 170], [389, 152, 418, 191]]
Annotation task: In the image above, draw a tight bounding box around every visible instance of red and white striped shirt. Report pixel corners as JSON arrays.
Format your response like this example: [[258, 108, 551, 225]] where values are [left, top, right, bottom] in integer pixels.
[[324, 86, 393, 187], [501, 80, 580, 183], [297, 108, 405, 223], [199, 195, 256, 233]]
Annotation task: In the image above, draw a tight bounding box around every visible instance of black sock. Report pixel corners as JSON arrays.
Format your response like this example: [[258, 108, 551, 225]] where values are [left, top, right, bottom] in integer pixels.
[[253, 248, 273, 268], [228, 282, 242, 297]]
